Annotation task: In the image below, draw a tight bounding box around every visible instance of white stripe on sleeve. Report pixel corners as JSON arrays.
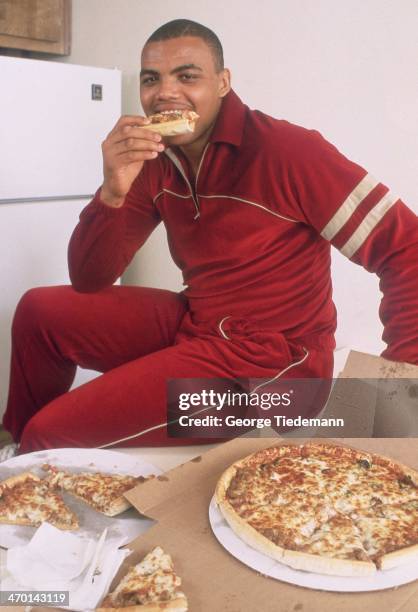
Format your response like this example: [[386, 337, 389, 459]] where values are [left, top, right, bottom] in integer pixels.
[[321, 173, 378, 241], [340, 191, 399, 258]]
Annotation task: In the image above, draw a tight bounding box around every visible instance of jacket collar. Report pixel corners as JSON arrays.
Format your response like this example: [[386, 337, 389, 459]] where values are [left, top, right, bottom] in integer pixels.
[[209, 89, 246, 147]]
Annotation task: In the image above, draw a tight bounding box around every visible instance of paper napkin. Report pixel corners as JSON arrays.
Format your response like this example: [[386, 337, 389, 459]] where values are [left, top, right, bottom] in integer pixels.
[[4, 522, 131, 611]]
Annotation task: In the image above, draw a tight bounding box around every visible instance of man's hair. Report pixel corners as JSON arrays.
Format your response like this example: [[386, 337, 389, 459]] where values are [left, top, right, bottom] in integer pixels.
[[146, 19, 224, 72]]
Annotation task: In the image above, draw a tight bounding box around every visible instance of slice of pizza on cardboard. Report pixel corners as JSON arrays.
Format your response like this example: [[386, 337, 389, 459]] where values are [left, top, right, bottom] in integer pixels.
[[42, 464, 152, 517], [96, 546, 188, 611]]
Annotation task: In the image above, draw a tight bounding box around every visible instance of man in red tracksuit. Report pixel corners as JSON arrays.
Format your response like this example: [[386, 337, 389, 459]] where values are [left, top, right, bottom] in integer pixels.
[[3, 20, 417, 453]]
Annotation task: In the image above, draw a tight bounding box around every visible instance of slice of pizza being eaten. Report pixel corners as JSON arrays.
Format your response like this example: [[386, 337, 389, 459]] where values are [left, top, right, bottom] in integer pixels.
[[0, 472, 78, 530], [96, 546, 188, 611], [42, 464, 153, 517]]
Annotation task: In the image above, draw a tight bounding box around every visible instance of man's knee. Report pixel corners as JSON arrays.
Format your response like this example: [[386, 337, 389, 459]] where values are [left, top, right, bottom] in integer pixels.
[[19, 413, 48, 452], [20, 409, 66, 452], [12, 286, 71, 340]]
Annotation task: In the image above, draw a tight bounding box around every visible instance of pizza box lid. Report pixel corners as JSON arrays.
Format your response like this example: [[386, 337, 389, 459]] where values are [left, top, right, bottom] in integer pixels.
[[319, 350, 418, 437]]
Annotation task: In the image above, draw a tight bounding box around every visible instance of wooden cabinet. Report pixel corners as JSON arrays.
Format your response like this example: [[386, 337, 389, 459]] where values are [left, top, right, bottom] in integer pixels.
[[0, 0, 71, 55]]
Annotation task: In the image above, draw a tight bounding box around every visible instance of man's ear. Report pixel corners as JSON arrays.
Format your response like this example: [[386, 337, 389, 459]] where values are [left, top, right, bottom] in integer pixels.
[[218, 68, 231, 98]]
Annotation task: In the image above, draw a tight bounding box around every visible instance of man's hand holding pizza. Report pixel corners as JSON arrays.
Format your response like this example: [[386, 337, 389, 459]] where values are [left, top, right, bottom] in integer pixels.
[[100, 115, 165, 208]]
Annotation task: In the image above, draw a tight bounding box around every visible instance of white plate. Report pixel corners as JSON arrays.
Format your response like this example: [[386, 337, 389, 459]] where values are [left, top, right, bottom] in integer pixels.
[[0, 448, 161, 549], [209, 496, 418, 592]]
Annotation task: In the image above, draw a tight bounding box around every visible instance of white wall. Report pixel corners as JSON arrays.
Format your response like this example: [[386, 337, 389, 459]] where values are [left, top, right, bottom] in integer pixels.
[[61, 0, 417, 366]]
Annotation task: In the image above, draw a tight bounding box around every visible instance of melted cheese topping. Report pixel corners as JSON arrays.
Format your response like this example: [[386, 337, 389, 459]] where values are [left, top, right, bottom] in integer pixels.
[[106, 546, 186, 607], [149, 110, 198, 124], [225, 444, 418, 566], [0, 476, 78, 529], [43, 465, 145, 513], [300, 514, 369, 560]]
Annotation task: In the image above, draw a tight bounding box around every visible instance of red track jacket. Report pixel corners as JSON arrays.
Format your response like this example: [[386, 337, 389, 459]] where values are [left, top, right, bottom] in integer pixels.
[[69, 90, 418, 365]]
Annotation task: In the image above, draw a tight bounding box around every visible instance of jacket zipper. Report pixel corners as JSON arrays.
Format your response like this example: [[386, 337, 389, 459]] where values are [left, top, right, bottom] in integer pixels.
[[193, 143, 210, 219], [165, 144, 210, 220]]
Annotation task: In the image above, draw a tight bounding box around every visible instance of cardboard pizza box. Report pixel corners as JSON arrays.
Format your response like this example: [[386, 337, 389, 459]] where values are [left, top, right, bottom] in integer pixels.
[[117, 437, 418, 612], [340, 350, 418, 379], [341, 351, 418, 437], [315, 351, 418, 438]]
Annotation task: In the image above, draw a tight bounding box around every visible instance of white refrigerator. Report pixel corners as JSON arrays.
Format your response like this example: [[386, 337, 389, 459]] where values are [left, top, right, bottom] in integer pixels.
[[0, 56, 122, 416]]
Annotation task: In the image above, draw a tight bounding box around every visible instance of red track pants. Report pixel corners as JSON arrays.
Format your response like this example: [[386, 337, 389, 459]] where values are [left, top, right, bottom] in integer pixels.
[[3, 286, 333, 452]]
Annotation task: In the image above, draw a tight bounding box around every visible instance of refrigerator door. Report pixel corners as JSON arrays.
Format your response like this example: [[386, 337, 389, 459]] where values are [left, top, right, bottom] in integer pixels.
[[0, 56, 121, 202]]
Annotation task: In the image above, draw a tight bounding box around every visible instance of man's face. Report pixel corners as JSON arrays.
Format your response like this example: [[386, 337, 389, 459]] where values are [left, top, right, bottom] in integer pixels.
[[140, 36, 230, 147]]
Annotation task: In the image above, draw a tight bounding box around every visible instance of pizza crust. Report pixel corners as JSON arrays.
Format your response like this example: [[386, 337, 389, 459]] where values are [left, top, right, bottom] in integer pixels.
[[217, 495, 285, 562], [214, 461, 237, 504], [379, 543, 418, 570], [0, 515, 78, 530], [216, 459, 286, 560], [0, 515, 42, 527], [100, 496, 132, 517], [216, 442, 373, 475], [146, 119, 196, 137], [96, 596, 188, 611], [62, 489, 131, 517], [282, 549, 375, 577], [0, 471, 40, 489]]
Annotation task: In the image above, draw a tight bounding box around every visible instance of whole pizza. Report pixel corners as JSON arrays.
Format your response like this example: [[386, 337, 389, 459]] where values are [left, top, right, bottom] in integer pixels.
[[215, 442, 418, 576]]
